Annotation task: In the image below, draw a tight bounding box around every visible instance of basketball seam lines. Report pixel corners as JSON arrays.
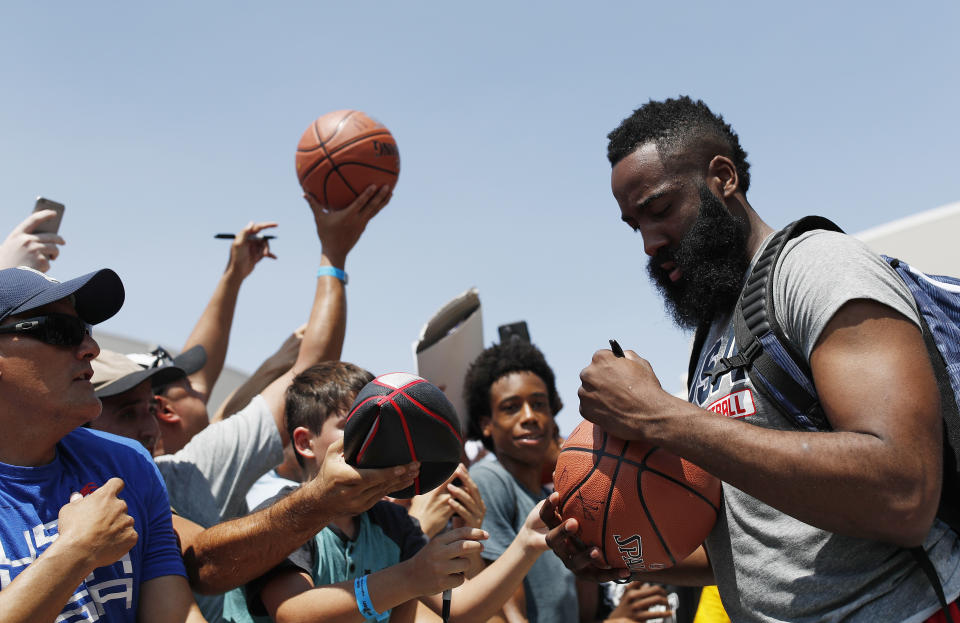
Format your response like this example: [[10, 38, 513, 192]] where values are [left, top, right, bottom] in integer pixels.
[[299, 113, 395, 204], [374, 378, 425, 395], [388, 397, 421, 495], [372, 379, 462, 443], [357, 415, 381, 463], [345, 395, 382, 424], [309, 111, 361, 203], [557, 450, 603, 512], [398, 391, 463, 443], [635, 453, 678, 568], [560, 446, 721, 512], [298, 129, 394, 156], [601, 434, 623, 568]]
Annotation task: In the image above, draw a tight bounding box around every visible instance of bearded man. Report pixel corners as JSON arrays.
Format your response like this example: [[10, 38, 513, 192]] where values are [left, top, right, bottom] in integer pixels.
[[542, 96, 960, 623]]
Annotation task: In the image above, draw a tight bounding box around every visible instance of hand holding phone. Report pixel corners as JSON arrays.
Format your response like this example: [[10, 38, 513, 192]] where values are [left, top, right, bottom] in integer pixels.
[[0, 198, 67, 272], [32, 197, 66, 234]]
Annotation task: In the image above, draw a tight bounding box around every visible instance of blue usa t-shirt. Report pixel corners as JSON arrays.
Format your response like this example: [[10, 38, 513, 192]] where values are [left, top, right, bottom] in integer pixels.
[[0, 427, 185, 622]]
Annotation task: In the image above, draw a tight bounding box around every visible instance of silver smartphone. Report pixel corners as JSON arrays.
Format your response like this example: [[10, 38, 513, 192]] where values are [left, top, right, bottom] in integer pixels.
[[32, 197, 66, 234]]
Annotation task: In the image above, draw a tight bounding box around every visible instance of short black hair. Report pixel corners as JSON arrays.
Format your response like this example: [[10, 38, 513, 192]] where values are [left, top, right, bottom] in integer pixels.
[[285, 361, 374, 467], [463, 340, 562, 452], [607, 96, 751, 194]]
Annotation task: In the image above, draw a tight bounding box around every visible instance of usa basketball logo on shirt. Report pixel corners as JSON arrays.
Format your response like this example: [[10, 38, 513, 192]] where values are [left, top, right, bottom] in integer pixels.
[[706, 388, 756, 419]]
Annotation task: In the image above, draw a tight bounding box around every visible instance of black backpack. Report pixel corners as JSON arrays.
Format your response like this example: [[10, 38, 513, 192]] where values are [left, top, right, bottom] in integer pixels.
[[687, 216, 960, 622]]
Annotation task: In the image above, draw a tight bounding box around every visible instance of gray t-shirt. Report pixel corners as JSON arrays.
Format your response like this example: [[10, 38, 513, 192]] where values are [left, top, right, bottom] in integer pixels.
[[689, 230, 960, 622], [470, 460, 580, 623], [156, 394, 283, 528], [155, 394, 284, 623]]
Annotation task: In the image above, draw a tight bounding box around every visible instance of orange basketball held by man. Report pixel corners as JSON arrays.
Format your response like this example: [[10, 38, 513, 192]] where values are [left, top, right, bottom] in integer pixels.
[[553, 419, 721, 572], [550, 340, 721, 575]]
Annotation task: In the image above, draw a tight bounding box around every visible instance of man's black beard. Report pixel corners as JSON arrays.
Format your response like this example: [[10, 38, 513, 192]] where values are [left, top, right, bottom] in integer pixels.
[[647, 185, 752, 330]]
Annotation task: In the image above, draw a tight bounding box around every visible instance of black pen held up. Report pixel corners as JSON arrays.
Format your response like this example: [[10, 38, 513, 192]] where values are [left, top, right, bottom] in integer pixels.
[[609, 339, 625, 358], [214, 233, 276, 241]]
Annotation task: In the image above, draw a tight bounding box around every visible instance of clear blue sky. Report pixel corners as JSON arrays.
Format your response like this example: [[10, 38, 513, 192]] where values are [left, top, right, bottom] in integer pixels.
[[2, 2, 957, 436]]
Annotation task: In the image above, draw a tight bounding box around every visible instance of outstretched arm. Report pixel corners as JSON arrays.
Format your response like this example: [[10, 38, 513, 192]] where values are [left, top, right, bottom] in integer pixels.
[[579, 300, 941, 547], [259, 185, 391, 443], [180, 438, 418, 594], [182, 221, 278, 403], [261, 526, 485, 623], [419, 502, 548, 623]]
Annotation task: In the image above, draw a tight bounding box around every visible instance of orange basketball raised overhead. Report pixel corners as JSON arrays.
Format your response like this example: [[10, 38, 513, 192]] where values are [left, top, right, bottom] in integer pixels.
[[554, 420, 721, 572], [295, 110, 400, 211]]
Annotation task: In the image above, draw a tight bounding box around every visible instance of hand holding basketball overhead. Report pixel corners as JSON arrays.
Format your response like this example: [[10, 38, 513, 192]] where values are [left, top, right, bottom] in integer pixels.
[[305, 184, 391, 266]]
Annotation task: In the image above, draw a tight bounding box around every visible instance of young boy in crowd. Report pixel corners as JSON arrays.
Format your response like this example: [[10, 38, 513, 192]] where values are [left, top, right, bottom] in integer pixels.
[[242, 361, 554, 623], [464, 339, 582, 622], [465, 339, 674, 623]]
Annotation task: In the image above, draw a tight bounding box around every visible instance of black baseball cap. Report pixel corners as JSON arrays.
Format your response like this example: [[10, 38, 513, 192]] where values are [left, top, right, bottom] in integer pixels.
[[0, 266, 124, 324]]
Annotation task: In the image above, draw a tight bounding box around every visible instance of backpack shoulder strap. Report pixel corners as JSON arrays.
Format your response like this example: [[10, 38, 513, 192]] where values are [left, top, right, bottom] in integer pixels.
[[911, 546, 956, 623], [687, 321, 712, 395], [706, 215, 843, 431]]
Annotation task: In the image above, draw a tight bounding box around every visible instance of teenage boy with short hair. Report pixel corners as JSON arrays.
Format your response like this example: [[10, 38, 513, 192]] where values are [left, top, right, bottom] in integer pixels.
[[243, 361, 553, 623]]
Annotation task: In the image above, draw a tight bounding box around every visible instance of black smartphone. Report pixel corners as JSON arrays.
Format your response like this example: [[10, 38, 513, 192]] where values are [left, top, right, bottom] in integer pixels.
[[498, 321, 530, 344], [32, 197, 66, 234], [451, 477, 463, 488]]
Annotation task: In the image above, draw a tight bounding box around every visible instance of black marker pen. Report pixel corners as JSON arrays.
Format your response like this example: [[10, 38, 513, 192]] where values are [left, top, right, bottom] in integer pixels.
[[609, 339, 625, 358], [214, 233, 276, 241]]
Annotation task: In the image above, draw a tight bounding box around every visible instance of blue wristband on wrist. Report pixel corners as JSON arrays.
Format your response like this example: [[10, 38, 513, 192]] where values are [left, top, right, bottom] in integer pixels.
[[354, 575, 388, 621], [317, 266, 348, 284]]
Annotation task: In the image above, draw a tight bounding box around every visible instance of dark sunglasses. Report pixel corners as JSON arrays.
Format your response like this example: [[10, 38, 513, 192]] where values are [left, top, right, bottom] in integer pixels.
[[0, 313, 93, 346]]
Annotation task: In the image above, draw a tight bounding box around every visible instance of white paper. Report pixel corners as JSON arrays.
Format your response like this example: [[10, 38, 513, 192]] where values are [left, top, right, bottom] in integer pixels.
[[413, 287, 483, 428]]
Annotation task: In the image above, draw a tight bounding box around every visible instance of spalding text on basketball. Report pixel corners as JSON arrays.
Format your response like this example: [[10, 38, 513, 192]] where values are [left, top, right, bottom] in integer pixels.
[[372, 140, 398, 157], [614, 533, 665, 572]]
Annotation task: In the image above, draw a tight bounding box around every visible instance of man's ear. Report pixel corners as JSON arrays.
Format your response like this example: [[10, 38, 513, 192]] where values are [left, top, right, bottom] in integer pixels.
[[154, 394, 180, 424], [292, 426, 316, 461], [707, 155, 740, 198]]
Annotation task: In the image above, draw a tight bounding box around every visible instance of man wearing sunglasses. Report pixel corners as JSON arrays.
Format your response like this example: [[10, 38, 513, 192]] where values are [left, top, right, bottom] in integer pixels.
[[0, 266, 203, 622]]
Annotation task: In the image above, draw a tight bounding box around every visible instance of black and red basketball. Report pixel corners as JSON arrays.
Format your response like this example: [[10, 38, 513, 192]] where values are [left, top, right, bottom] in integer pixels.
[[553, 420, 721, 571], [295, 110, 400, 210], [344, 373, 462, 498]]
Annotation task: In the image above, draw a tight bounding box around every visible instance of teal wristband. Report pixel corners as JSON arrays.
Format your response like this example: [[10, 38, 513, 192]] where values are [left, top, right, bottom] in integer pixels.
[[354, 575, 388, 621], [317, 266, 347, 284]]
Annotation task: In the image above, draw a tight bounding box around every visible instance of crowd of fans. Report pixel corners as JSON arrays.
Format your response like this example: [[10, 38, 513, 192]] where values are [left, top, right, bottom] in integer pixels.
[[0, 183, 698, 623]]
